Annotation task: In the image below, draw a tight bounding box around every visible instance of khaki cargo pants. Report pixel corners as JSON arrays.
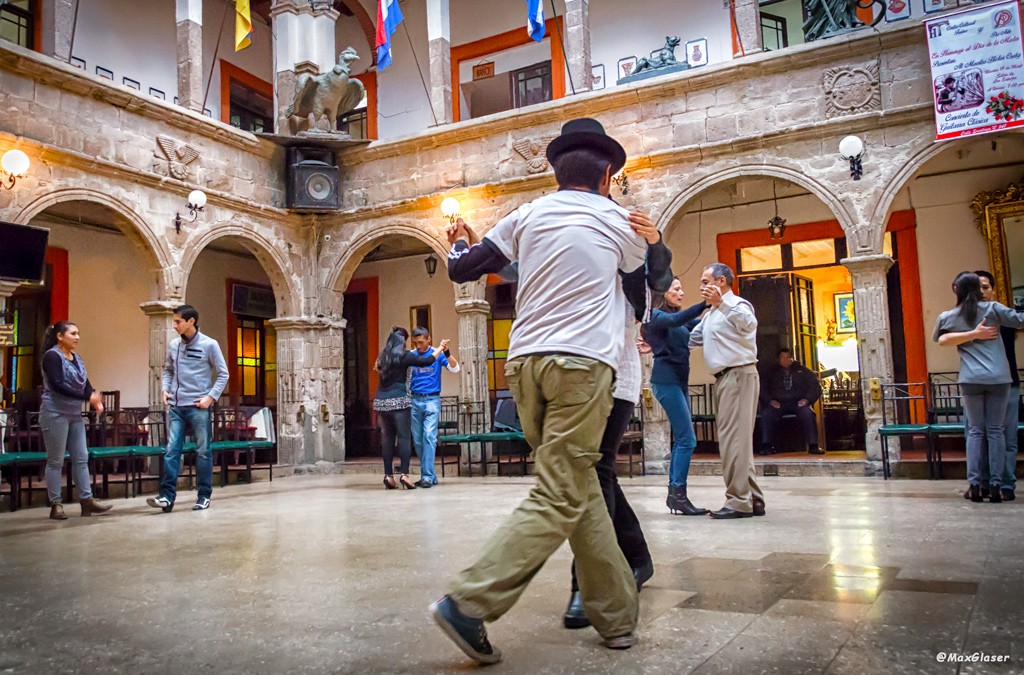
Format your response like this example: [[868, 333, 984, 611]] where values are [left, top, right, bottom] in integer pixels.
[[450, 355, 639, 639]]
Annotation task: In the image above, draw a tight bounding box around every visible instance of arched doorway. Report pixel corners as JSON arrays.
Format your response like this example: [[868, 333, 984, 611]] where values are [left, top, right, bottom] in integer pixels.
[[332, 232, 454, 458], [661, 173, 924, 457], [3, 197, 164, 409], [184, 234, 289, 410]]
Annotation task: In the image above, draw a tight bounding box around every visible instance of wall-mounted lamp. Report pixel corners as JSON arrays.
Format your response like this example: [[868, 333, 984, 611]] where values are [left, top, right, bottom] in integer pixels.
[[0, 149, 30, 190], [174, 189, 207, 234], [767, 180, 787, 240], [440, 197, 461, 225], [612, 168, 630, 195], [424, 253, 439, 277], [839, 135, 864, 181]]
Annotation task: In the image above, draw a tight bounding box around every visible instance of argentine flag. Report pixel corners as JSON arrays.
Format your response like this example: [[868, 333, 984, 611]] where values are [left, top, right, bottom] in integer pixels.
[[526, 0, 545, 42], [376, 0, 404, 70]]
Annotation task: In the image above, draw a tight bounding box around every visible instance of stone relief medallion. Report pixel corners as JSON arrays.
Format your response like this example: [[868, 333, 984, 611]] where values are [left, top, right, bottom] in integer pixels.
[[823, 63, 881, 119], [512, 136, 555, 174], [155, 135, 200, 180]]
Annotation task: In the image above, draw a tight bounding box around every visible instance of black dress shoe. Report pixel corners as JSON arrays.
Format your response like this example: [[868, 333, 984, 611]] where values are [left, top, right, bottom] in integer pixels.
[[562, 591, 590, 629], [632, 560, 654, 591], [414, 479, 433, 488], [808, 445, 825, 455], [1001, 487, 1015, 502], [709, 507, 754, 519], [752, 499, 766, 516]]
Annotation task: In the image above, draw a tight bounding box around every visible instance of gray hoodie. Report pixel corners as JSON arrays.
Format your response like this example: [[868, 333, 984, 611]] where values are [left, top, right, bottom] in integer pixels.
[[162, 330, 229, 407]]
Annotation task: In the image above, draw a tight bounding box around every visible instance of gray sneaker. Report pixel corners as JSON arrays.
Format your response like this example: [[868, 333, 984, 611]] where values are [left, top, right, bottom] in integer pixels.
[[429, 595, 501, 665], [192, 497, 211, 511]]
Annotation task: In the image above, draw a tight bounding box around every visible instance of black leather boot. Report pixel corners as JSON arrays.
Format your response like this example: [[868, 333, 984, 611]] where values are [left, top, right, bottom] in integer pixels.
[[668, 485, 709, 516], [562, 591, 590, 629]]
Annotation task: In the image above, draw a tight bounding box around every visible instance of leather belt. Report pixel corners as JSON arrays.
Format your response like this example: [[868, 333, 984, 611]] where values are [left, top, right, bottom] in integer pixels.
[[714, 363, 756, 379]]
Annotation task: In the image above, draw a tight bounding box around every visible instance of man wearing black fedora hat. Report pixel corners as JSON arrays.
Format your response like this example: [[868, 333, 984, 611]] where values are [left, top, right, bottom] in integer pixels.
[[428, 118, 669, 665]]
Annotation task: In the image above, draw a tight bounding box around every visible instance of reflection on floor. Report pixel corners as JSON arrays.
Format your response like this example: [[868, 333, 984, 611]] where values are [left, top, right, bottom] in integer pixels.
[[0, 475, 1019, 674]]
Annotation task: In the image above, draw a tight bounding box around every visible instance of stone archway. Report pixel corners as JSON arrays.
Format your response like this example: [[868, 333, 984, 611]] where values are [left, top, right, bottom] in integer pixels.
[[325, 221, 450, 298], [656, 164, 856, 239], [14, 187, 175, 298], [180, 224, 298, 318]]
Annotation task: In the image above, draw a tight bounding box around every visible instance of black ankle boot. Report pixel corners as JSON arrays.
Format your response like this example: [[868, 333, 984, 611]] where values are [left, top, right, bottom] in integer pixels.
[[562, 591, 590, 629], [668, 485, 710, 516]]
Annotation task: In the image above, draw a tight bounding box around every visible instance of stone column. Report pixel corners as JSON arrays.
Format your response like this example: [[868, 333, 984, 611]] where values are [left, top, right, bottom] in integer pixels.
[[841, 254, 895, 475], [564, 0, 592, 94], [40, 0, 75, 62], [0, 281, 20, 403], [454, 281, 490, 433], [271, 0, 340, 132], [269, 316, 347, 470], [140, 301, 181, 409], [175, 0, 204, 113], [426, 0, 453, 125], [731, 0, 763, 56]]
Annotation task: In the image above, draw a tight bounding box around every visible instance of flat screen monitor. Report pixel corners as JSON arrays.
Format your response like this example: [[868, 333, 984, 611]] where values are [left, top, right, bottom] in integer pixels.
[[0, 221, 49, 282]]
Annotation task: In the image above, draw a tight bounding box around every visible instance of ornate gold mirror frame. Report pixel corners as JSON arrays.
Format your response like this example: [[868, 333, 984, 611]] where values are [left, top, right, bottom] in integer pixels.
[[972, 177, 1024, 306]]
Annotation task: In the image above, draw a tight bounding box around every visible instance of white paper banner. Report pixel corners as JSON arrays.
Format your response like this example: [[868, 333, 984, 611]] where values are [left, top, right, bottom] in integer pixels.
[[926, 0, 1024, 141]]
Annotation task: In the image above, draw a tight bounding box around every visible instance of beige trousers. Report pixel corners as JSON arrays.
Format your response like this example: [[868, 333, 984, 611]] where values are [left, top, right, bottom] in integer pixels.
[[714, 365, 764, 512], [450, 355, 638, 639]]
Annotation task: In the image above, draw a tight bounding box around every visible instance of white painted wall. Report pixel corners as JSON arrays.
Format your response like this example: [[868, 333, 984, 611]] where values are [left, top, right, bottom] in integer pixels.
[[34, 221, 156, 407], [351, 254, 461, 397], [185, 247, 273, 363], [70, 0, 273, 120]]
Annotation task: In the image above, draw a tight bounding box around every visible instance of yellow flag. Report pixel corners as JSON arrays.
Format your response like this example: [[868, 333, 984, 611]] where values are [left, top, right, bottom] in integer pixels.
[[235, 0, 252, 51]]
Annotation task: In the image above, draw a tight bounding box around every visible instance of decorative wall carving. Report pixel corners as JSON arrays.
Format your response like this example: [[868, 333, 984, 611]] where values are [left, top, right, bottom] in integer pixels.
[[823, 62, 881, 119], [512, 137, 554, 174], [155, 135, 200, 180]]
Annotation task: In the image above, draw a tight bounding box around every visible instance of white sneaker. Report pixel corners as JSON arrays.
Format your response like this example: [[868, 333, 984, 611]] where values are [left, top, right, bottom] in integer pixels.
[[146, 496, 172, 512], [192, 497, 211, 511]]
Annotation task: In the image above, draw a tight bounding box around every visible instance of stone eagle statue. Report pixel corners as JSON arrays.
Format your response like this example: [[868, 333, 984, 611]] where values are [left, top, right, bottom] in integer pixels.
[[285, 47, 365, 135]]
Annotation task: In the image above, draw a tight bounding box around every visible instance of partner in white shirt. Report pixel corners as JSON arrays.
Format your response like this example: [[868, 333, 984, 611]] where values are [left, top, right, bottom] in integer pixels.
[[689, 262, 766, 519]]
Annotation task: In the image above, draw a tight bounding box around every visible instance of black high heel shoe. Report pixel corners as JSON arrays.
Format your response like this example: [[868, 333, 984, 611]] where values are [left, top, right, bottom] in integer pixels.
[[399, 475, 417, 490], [383, 475, 397, 490]]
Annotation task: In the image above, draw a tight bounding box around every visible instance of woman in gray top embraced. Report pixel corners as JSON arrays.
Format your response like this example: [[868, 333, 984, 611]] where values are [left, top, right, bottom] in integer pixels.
[[933, 272, 1024, 503]]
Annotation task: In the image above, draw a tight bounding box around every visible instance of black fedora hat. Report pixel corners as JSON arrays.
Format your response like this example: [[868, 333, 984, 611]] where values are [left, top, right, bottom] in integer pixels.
[[545, 118, 626, 176]]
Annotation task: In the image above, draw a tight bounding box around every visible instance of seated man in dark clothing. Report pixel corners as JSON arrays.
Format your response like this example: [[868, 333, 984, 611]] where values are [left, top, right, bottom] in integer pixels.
[[759, 348, 823, 455]]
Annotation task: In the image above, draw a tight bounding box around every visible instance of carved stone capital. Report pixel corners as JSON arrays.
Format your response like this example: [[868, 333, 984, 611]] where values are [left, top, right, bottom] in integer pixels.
[[139, 300, 181, 317], [823, 61, 881, 119], [268, 315, 348, 332], [455, 298, 490, 315], [841, 253, 893, 279]]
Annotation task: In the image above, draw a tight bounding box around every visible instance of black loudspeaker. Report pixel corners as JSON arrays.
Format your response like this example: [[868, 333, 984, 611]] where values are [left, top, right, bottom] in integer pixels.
[[286, 146, 340, 210]]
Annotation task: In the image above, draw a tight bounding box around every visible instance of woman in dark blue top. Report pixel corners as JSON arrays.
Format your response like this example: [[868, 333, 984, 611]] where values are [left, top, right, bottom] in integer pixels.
[[373, 327, 448, 489], [642, 278, 707, 516]]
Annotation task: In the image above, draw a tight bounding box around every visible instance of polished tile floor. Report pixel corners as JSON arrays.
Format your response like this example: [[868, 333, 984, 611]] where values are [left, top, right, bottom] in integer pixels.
[[0, 475, 1020, 674]]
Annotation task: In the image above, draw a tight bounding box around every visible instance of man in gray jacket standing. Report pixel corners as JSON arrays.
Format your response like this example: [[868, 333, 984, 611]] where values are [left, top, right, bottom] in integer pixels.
[[147, 304, 229, 512]]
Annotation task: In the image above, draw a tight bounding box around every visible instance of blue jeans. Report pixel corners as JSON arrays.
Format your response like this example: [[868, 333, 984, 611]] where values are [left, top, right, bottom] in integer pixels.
[[161, 406, 212, 504], [962, 383, 1009, 488], [40, 411, 91, 503], [980, 387, 1019, 489], [411, 395, 441, 483], [652, 383, 697, 487]]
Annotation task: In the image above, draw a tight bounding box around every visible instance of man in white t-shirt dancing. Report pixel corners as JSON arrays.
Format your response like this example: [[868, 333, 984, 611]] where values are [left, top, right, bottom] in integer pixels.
[[429, 119, 652, 664]]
